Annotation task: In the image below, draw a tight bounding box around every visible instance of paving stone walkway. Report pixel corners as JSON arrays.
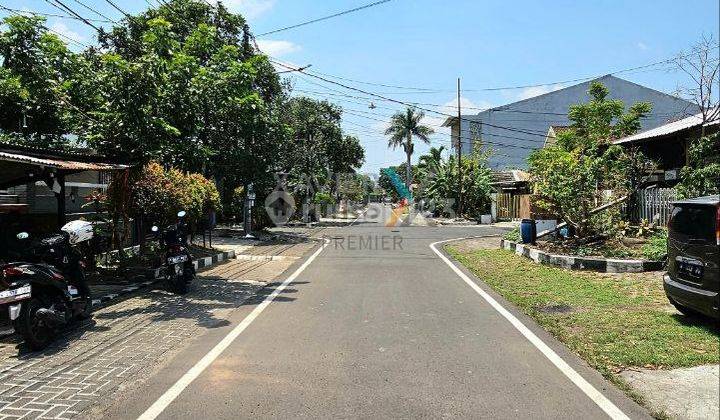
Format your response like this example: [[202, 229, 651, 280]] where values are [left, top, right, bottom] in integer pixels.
[[0, 239, 318, 420]]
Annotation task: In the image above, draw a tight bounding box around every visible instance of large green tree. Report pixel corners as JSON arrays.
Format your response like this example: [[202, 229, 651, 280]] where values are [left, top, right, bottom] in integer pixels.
[[528, 82, 653, 237], [282, 97, 364, 197], [0, 16, 92, 147], [81, 0, 289, 215], [0, 1, 365, 225]]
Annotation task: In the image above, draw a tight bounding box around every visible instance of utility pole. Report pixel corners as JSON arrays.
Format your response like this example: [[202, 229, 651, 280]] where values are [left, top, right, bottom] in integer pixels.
[[456, 77, 463, 217]]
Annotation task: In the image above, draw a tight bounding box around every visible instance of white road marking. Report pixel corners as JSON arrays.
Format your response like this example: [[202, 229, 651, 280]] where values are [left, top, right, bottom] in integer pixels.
[[137, 239, 329, 420], [430, 238, 631, 420]]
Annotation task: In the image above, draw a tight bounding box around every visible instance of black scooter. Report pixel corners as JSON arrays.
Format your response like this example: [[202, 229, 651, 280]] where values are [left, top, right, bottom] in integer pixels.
[[0, 231, 92, 350], [152, 210, 196, 295]]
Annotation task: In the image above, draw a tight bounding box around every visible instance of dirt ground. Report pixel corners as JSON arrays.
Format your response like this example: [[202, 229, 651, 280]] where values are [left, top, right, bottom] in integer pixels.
[[449, 236, 503, 253]]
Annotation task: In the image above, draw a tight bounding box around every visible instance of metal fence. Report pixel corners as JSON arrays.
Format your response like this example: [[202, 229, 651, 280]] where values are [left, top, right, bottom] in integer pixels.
[[632, 187, 677, 225]]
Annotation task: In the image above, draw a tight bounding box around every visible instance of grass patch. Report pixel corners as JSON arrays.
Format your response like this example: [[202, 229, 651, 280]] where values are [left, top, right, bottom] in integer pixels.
[[445, 247, 719, 376]]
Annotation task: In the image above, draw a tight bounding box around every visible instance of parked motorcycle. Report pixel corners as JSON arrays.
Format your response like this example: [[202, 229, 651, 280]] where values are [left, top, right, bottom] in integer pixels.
[[0, 220, 94, 350], [152, 210, 195, 295]]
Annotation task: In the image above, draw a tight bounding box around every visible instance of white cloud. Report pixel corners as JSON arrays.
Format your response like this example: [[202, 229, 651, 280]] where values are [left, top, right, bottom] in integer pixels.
[[256, 39, 301, 57], [637, 41, 648, 50], [216, 0, 276, 19], [515, 84, 565, 101], [49, 22, 85, 44]]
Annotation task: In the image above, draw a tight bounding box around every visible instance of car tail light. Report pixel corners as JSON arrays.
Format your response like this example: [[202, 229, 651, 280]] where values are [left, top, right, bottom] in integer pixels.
[[2, 266, 23, 277]]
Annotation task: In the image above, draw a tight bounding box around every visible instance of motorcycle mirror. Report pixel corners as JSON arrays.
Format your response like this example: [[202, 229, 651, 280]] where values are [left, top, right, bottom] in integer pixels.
[[16, 232, 29, 240], [151, 226, 159, 233], [177, 210, 187, 218]]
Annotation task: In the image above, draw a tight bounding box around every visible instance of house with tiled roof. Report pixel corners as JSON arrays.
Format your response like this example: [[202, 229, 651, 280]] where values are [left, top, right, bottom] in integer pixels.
[[612, 110, 719, 186], [0, 142, 128, 252]]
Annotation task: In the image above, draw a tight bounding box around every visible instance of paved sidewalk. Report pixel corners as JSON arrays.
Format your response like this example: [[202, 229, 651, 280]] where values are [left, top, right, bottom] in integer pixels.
[[0, 240, 317, 420], [621, 365, 720, 420]]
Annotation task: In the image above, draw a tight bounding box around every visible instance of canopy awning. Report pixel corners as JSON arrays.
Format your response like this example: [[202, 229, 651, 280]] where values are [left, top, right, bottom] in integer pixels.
[[0, 144, 129, 225], [0, 145, 128, 189], [0, 150, 128, 171]]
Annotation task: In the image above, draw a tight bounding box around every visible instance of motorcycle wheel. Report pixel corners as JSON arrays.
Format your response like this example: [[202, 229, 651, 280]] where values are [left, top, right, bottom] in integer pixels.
[[184, 264, 195, 283], [173, 274, 189, 295], [169, 266, 189, 295], [78, 299, 93, 320], [14, 298, 55, 351]]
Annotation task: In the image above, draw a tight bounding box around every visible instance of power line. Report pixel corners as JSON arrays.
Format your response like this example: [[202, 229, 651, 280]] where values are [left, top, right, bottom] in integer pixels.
[[307, 69, 439, 92], [48, 27, 90, 48], [258, 0, 392, 36], [340, 106, 552, 141], [0, 5, 111, 23], [274, 63, 551, 139], [298, 56, 679, 95], [103, 0, 131, 19], [71, 0, 117, 23], [292, 76, 692, 121], [339, 110, 540, 151], [44, 0, 101, 32], [0, 7, 91, 48]]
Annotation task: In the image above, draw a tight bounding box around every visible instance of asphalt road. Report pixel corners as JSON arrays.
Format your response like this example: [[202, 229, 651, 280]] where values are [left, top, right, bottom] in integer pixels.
[[99, 204, 651, 419]]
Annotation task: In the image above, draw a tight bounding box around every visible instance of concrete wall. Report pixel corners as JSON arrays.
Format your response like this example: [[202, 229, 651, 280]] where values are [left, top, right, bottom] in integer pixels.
[[458, 75, 697, 169], [5, 170, 106, 215]]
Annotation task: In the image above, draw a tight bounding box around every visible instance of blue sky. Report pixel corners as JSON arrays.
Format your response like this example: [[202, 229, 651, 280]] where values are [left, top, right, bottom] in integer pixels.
[[3, 0, 719, 174]]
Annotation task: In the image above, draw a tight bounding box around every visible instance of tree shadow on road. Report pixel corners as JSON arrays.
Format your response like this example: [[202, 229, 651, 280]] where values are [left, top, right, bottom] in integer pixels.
[[1, 275, 307, 359], [93, 275, 301, 326]]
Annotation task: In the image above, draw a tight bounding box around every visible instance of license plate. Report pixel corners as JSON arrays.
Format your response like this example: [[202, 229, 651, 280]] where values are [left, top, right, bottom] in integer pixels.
[[0, 285, 31, 302], [678, 259, 703, 278], [167, 255, 188, 264]]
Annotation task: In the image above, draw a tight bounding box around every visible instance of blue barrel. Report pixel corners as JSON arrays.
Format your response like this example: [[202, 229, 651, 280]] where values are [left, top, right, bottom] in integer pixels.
[[520, 219, 536, 244]]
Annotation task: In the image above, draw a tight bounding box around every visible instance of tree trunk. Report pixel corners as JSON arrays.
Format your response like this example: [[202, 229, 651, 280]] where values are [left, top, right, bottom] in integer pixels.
[[405, 133, 412, 193]]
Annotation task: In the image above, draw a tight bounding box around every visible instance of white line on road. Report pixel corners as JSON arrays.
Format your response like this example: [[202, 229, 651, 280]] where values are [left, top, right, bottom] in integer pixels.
[[429, 238, 631, 420], [137, 239, 330, 420]]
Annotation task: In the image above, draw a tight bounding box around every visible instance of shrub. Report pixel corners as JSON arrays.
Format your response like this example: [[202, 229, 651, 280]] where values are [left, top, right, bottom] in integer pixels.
[[109, 162, 221, 228], [503, 227, 521, 242], [676, 132, 720, 198]]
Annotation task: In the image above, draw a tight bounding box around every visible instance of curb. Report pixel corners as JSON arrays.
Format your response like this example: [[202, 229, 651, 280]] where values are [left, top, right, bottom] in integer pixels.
[[90, 249, 236, 309], [500, 240, 663, 273]]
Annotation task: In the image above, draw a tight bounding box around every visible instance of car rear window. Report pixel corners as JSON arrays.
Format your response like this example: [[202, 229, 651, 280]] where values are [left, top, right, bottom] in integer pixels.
[[669, 204, 716, 243]]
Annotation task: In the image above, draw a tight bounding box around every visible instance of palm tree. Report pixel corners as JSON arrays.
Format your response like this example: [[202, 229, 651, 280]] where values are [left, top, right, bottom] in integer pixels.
[[384, 107, 434, 191], [418, 146, 445, 176]]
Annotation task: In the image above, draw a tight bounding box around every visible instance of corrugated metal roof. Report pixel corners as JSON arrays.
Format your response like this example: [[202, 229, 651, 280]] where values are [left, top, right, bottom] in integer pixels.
[[0, 151, 128, 171], [613, 111, 718, 145], [491, 169, 530, 185]]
